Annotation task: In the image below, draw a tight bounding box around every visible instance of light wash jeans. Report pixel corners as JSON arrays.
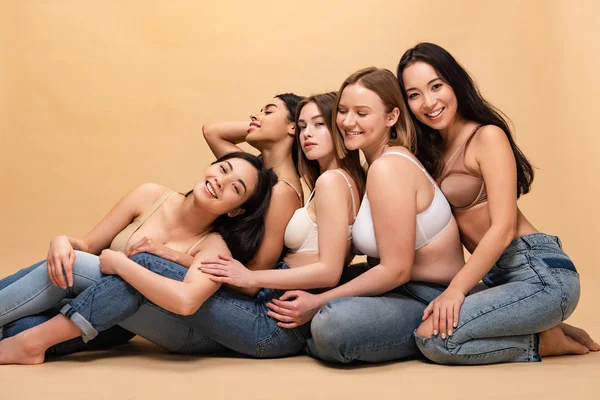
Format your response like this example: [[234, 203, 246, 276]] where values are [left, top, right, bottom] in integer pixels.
[[306, 280, 446, 363], [60, 254, 310, 358], [415, 233, 580, 364], [0, 257, 134, 356]]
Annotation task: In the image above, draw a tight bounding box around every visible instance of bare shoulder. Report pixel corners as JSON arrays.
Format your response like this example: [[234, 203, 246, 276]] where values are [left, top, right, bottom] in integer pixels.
[[272, 180, 303, 207], [369, 147, 420, 182], [314, 170, 351, 195], [472, 125, 511, 150], [132, 183, 171, 200], [196, 232, 231, 255]]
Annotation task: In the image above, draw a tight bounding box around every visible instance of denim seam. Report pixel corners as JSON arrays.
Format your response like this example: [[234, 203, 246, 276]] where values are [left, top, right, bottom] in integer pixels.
[[0, 281, 59, 318], [453, 261, 548, 338], [211, 292, 260, 316]]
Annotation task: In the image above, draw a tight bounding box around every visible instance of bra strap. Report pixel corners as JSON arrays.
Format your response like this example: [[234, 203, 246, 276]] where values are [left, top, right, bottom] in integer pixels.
[[332, 169, 357, 218], [186, 232, 212, 255], [277, 179, 303, 205], [381, 152, 436, 187]]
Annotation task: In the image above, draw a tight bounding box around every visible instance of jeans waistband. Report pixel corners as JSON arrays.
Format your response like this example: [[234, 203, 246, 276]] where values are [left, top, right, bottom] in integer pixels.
[[503, 233, 561, 253]]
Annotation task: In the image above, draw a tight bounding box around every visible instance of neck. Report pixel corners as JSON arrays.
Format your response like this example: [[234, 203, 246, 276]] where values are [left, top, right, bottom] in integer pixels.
[[362, 131, 391, 164], [261, 139, 297, 178], [177, 195, 219, 235], [438, 114, 469, 145], [318, 153, 339, 173]]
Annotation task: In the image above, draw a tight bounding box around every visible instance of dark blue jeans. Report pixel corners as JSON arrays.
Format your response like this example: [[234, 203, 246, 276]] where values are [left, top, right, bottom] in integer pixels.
[[0, 261, 134, 357]]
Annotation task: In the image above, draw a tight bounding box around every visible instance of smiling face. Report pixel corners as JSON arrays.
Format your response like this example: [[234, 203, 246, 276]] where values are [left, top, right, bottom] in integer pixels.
[[297, 102, 335, 163], [402, 61, 459, 131], [191, 157, 258, 216], [336, 83, 398, 152], [246, 97, 294, 148]]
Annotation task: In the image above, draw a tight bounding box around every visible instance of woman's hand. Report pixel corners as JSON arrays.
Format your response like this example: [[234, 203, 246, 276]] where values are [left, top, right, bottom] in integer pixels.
[[99, 249, 129, 275], [423, 287, 465, 339], [126, 236, 172, 259], [47, 235, 76, 289], [198, 255, 256, 288], [266, 290, 323, 328]]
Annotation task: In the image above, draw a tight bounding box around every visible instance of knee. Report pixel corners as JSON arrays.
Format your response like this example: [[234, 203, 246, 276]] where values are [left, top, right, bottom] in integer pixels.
[[309, 300, 356, 363], [416, 318, 434, 338]]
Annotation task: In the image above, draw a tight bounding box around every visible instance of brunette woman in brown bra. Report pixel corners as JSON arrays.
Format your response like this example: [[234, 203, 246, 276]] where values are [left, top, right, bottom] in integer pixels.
[[397, 42, 598, 364]]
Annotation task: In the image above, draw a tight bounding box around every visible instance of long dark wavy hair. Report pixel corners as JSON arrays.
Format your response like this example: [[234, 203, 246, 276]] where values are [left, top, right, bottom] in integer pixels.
[[295, 92, 366, 198], [186, 152, 277, 264], [397, 42, 534, 197], [275, 93, 304, 176]]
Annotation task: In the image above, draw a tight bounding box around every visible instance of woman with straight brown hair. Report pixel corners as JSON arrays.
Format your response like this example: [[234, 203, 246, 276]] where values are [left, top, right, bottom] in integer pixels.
[[268, 68, 466, 363]]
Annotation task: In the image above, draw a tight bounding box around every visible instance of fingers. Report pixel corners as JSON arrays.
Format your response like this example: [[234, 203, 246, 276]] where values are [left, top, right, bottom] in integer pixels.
[[61, 254, 74, 288], [279, 291, 299, 301], [432, 304, 440, 336], [266, 301, 295, 317], [453, 303, 460, 329], [54, 256, 67, 289], [267, 311, 295, 323], [198, 266, 227, 276], [218, 254, 233, 262], [439, 306, 448, 339], [200, 259, 228, 266], [207, 276, 228, 284], [277, 322, 299, 329], [47, 257, 58, 286], [446, 306, 453, 337], [422, 303, 433, 321]]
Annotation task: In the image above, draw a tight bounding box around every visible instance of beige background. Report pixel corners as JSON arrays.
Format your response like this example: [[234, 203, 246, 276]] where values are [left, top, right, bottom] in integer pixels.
[[1, 1, 599, 399]]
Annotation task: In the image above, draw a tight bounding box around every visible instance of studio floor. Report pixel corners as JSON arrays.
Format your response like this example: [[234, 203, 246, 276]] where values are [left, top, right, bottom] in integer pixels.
[[2, 278, 599, 400]]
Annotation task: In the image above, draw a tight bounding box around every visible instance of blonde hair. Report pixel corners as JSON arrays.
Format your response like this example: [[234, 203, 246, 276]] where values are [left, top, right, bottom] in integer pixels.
[[332, 67, 417, 154]]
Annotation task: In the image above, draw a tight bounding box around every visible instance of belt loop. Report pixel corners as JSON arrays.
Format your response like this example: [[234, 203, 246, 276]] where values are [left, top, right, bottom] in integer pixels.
[[520, 235, 533, 249], [555, 236, 563, 248]]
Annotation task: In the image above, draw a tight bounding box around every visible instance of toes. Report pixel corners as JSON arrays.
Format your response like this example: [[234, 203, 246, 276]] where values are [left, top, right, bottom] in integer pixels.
[[564, 336, 590, 355]]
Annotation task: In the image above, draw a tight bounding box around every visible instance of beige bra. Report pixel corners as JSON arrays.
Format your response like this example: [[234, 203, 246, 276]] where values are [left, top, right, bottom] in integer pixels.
[[283, 170, 357, 253], [109, 190, 208, 254]]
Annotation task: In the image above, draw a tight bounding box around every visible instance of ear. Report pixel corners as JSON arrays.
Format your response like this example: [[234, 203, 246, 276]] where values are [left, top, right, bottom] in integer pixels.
[[287, 122, 296, 137], [227, 208, 245, 218], [386, 107, 400, 127]]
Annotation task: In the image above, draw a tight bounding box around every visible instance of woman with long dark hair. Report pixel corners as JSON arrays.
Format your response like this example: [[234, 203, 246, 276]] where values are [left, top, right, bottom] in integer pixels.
[[398, 42, 598, 364], [0, 152, 276, 364]]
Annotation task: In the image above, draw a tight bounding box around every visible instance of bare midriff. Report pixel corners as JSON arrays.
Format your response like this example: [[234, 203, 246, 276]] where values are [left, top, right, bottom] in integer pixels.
[[455, 205, 537, 253]]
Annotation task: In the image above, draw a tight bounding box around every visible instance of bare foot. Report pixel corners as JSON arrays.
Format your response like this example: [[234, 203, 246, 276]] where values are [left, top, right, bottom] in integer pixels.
[[559, 323, 600, 352], [539, 326, 589, 357], [0, 331, 45, 365]]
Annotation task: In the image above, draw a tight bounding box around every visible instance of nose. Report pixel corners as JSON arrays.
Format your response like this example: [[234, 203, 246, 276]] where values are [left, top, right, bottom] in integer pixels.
[[342, 112, 356, 129], [302, 124, 313, 139], [423, 92, 437, 110], [213, 177, 222, 190], [250, 113, 258, 121]]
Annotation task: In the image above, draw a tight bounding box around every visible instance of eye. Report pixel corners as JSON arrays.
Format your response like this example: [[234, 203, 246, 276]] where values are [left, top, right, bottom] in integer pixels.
[[220, 165, 227, 173], [315, 122, 325, 127], [408, 93, 419, 100], [232, 184, 240, 194], [337, 109, 348, 114], [357, 112, 367, 117], [298, 124, 307, 131], [432, 83, 443, 90]]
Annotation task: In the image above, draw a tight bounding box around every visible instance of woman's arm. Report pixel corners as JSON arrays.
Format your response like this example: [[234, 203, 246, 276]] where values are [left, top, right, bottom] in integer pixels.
[[201, 171, 351, 289], [124, 236, 195, 268], [266, 157, 421, 327], [313, 157, 418, 302], [47, 183, 168, 288], [444, 125, 518, 294], [423, 125, 519, 338], [202, 121, 252, 159], [99, 234, 229, 316]]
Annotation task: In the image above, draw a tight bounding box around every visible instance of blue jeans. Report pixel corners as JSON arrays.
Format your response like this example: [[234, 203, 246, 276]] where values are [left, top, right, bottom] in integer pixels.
[[0, 258, 134, 357], [415, 233, 580, 364], [306, 279, 445, 363], [61, 254, 310, 358]]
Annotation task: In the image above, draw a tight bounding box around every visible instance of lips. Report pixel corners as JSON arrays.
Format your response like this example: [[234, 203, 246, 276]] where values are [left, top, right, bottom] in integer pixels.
[[304, 141, 317, 150], [345, 131, 362, 137], [205, 181, 218, 198], [425, 107, 445, 120], [247, 121, 261, 133]]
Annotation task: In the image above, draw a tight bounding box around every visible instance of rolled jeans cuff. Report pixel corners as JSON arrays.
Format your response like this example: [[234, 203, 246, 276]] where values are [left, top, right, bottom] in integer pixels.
[[60, 304, 99, 343]]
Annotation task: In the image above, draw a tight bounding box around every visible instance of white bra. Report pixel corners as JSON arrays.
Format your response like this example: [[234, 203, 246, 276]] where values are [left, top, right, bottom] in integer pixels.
[[352, 152, 452, 258], [284, 169, 357, 253]]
